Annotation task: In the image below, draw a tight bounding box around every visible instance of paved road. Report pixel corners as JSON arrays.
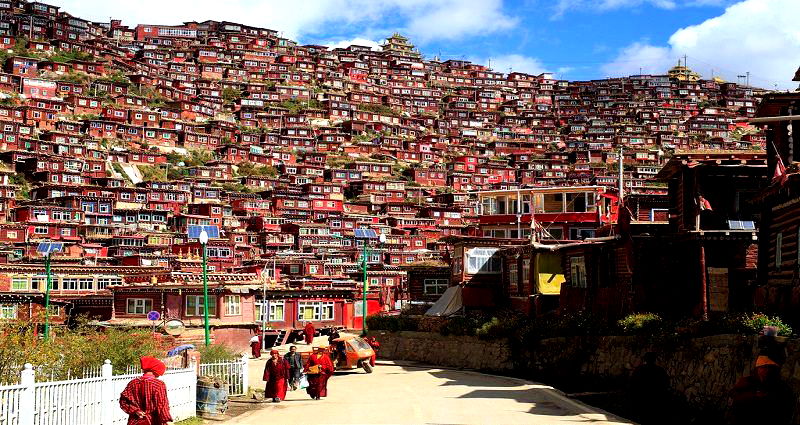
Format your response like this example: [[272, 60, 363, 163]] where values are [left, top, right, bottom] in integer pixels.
[[225, 360, 632, 425]]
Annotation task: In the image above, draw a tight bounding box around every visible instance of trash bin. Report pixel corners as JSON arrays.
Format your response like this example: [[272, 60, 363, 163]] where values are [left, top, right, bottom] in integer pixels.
[[197, 376, 228, 419]]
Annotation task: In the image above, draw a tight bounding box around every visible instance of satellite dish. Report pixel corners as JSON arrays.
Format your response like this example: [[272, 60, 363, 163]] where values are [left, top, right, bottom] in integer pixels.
[[164, 319, 185, 336]]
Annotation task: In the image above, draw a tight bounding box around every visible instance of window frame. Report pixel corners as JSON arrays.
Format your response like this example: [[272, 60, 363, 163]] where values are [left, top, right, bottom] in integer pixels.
[[224, 295, 241, 316], [126, 298, 152, 315], [423, 278, 449, 295]]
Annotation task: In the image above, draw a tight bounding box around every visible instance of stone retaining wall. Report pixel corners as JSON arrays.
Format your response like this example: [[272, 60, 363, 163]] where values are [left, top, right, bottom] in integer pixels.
[[373, 331, 800, 419]]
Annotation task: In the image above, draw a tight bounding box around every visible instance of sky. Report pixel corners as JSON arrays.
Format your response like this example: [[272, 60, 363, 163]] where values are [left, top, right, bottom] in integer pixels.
[[50, 0, 800, 89]]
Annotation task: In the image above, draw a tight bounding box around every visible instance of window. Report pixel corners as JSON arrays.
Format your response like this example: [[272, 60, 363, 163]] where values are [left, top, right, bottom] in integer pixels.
[[466, 248, 501, 274], [297, 301, 335, 321], [570, 256, 587, 288], [260, 300, 285, 322], [186, 295, 217, 316], [0, 304, 17, 319], [423, 279, 449, 295], [11, 276, 27, 290], [776, 232, 783, 268], [78, 278, 93, 290], [34, 226, 48, 234], [569, 228, 596, 240], [126, 298, 152, 315], [97, 277, 122, 289], [543, 193, 563, 213], [224, 295, 241, 316], [61, 278, 78, 290], [521, 259, 530, 295]]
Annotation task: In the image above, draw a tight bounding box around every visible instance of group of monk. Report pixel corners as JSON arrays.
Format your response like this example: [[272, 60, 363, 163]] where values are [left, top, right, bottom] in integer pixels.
[[262, 345, 335, 402], [116, 323, 353, 425]]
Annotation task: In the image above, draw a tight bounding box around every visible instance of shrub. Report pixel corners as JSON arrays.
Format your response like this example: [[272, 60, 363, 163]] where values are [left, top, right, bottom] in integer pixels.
[[740, 313, 792, 336], [366, 314, 419, 332], [198, 342, 239, 364], [439, 316, 481, 337], [617, 313, 664, 335], [0, 316, 167, 381], [475, 313, 526, 340]]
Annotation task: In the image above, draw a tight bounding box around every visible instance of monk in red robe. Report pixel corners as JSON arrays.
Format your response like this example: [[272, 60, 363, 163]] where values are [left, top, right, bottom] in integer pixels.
[[249, 334, 262, 359], [365, 336, 380, 367], [263, 349, 290, 402], [303, 322, 315, 344], [305, 347, 334, 400], [119, 356, 173, 425]]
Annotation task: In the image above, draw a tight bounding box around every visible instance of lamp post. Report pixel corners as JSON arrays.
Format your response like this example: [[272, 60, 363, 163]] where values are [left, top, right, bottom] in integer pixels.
[[333, 231, 386, 336], [360, 232, 387, 337], [199, 229, 210, 347], [43, 251, 52, 341]]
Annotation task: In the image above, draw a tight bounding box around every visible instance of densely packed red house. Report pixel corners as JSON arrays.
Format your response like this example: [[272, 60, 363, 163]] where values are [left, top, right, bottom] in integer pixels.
[[0, 1, 774, 346]]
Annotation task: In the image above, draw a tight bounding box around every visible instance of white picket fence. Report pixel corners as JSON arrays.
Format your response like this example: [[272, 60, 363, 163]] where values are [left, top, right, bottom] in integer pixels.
[[0, 360, 196, 425], [198, 354, 249, 396]]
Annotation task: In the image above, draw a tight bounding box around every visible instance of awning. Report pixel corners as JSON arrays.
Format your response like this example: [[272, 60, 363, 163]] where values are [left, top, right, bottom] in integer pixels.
[[424, 286, 462, 316]]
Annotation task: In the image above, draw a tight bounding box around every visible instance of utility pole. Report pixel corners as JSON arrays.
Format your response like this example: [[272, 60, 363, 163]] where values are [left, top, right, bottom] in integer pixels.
[[618, 147, 624, 206], [199, 230, 210, 346], [43, 251, 52, 341], [516, 188, 522, 239]]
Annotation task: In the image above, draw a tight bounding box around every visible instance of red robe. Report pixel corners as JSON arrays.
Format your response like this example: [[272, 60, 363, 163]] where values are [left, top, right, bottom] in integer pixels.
[[305, 352, 334, 398], [263, 358, 290, 400], [119, 374, 173, 425], [368, 339, 380, 367], [303, 323, 315, 344], [251, 335, 262, 358]]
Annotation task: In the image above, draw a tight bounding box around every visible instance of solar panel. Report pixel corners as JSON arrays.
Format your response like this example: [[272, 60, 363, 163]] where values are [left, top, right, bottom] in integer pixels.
[[728, 220, 756, 230], [187, 225, 220, 239], [36, 242, 63, 255], [353, 229, 377, 239]]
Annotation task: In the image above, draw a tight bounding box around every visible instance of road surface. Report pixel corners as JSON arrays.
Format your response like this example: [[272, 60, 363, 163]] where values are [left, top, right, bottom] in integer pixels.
[[224, 359, 632, 424]]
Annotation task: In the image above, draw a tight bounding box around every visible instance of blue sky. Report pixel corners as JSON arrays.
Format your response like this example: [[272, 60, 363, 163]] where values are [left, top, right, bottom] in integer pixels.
[[53, 0, 800, 89]]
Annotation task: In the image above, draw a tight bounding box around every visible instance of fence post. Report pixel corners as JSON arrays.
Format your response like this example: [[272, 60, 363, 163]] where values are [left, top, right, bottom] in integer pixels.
[[101, 359, 113, 425], [18, 363, 35, 425], [240, 354, 249, 396]]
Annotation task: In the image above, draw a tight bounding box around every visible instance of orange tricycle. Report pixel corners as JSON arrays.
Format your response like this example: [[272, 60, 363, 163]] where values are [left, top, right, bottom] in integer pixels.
[[330, 335, 376, 373]]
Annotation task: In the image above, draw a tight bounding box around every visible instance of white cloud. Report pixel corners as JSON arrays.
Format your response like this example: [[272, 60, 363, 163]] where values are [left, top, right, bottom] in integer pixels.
[[49, 0, 516, 44], [552, 0, 730, 18], [601, 0, 800, 89], [487, 54, 549, 75], [324, 38, 382, 51], [403, 0, 517, 43], [601, 42, 674, 77]]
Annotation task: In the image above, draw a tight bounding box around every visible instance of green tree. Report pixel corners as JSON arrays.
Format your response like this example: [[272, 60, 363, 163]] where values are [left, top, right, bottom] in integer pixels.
[[221, 87, 243, 105]]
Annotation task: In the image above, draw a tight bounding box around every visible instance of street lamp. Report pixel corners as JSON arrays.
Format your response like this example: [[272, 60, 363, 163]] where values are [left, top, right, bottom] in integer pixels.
[[333, 230, 386, 336], [199, 229, 210, 347], [360, 232, 387, 337], [36, 241, 62, 341]]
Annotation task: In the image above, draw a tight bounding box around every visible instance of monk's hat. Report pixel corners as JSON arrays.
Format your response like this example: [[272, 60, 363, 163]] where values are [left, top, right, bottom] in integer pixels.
[[756, 355, 779, 368], [140, 356, 167, 377]]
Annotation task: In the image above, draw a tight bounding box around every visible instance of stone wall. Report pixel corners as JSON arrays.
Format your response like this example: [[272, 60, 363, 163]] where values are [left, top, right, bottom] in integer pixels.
[[373, 330, 514, 372], [373, 331, 800, 419]]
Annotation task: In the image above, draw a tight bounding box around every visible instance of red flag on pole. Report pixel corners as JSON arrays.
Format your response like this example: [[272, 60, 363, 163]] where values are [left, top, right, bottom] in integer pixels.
[[773, 153, 788, 185]]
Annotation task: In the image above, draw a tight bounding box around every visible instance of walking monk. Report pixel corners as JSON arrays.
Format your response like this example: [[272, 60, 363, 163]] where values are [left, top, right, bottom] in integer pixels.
[[263, 349, 290, 402], [305, 347, 334, 400], [303, 321, 315, 345], [249, 333, 262, 359], [119, 356, 173, 425]]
